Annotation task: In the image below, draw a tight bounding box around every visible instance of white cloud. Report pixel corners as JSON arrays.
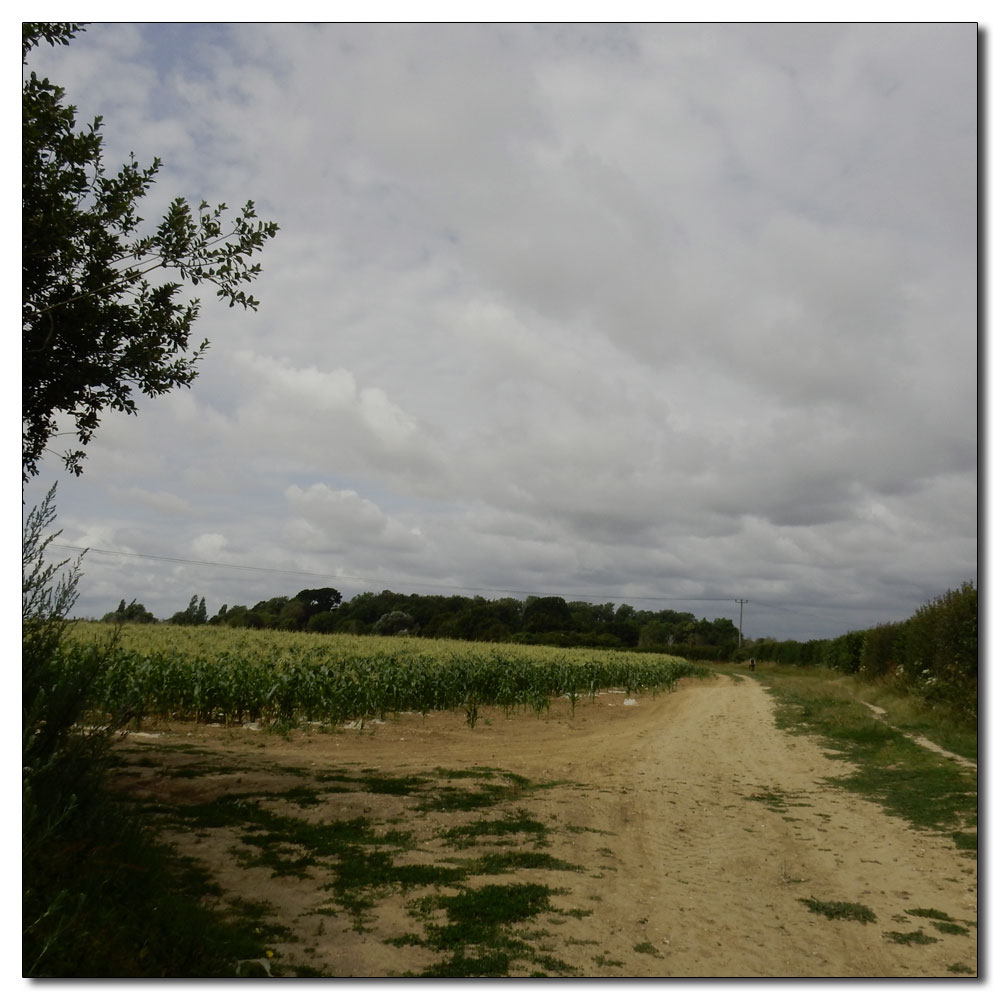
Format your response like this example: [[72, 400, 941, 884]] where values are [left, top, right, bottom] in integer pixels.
[[22, 22, 977, 639], [284, 484, 425, 556]]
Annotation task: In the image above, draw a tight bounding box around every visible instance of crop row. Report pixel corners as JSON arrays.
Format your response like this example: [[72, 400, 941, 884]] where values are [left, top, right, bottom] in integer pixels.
[[62, 623, 705, 728]]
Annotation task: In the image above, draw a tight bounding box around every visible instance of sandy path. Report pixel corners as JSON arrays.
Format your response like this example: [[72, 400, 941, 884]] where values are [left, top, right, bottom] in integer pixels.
[[121, 674, 978, 977]]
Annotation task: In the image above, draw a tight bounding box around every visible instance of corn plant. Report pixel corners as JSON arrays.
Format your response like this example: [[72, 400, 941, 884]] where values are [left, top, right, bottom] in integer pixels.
[[64, 623, 706, 730]]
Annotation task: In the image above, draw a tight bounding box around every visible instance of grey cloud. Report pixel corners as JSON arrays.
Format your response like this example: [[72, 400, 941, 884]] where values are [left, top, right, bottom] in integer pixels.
[[22, 22, 976, 640]]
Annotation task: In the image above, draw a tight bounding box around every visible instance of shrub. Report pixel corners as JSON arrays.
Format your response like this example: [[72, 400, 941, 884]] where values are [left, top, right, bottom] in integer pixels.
[[23, 486, 131, 973]]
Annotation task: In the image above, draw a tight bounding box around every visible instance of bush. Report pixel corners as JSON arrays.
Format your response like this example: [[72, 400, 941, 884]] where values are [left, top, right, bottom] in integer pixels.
[[894, 583, 978, 722], [859, 622, 904, 677], [23, 486, 131, 973]]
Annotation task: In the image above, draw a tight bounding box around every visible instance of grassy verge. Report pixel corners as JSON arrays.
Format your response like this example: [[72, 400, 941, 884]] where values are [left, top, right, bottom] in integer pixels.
[[719, 663, 977, 852]]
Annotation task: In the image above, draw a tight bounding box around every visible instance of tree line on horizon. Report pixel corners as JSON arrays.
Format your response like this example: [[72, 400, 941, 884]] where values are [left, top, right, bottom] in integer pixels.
[[102, 587, 743, 657]]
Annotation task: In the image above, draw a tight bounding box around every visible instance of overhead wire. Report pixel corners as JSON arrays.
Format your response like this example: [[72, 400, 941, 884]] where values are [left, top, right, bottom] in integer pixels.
[[49, 542, 879, 632], [50, 542, 753, 606]]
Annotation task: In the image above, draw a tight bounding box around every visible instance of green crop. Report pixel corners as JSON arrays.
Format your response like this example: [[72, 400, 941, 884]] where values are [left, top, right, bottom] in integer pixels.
[[63, 623, 706, 730]]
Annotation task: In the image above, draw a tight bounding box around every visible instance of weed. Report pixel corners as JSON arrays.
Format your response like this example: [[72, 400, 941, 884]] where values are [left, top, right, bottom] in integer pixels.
[[594, 954, 625, 968], [416, 770, 538, 813], [386, 933, 425, 948], [444, 882, 554, 930], [467, 851, 583, 875], [905, 907, 950, 920], [404, 882, 566, 977], [931, 921, 970, 936], [798, 897, 877, 923], [633, 941, 661, 956], [951, 831, 977, 851], [442, 810, 549, 846], [884, 930, 938, 946], [360, 775, 428, 796]]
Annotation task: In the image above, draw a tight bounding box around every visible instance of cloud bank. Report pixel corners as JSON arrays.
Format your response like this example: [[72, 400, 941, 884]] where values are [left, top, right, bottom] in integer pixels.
[[23, 22, 977, 640]]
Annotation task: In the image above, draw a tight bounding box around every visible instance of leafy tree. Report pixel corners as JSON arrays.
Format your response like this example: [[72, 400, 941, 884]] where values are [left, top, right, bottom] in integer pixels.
[[305, 610, 340, 634], [614, 603, 637, 623], [169, 594, 208, 625], [373, 610, 417, 636], [522, 596, 573, 634], [22, 22, 278, 480], [638, 621, 675, 648], [277, 599, 308, 631], [294, 587, 343, 620], [101, 598, 155, 624]]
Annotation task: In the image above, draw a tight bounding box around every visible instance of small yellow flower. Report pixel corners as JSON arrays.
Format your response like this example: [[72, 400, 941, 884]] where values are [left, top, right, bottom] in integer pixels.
[[265, 949, 274, 959]]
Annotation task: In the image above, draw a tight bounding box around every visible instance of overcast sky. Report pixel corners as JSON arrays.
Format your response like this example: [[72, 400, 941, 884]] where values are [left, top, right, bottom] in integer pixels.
[[22, 21, 978, 641]]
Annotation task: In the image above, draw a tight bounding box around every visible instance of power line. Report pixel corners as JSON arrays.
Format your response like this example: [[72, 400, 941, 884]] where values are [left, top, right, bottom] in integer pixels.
[[49, 543, 744, 606], [749, 598, 870, 630], [50, 543, 880, 631], [52, 544, 338, 581]]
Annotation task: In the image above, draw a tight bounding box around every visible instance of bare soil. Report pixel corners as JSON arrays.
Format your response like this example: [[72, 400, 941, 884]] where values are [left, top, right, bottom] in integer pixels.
[[114, 674, 978, 978]]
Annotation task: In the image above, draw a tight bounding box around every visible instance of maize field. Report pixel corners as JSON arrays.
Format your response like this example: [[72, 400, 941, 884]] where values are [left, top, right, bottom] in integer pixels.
[[62, 622, 705, 729]]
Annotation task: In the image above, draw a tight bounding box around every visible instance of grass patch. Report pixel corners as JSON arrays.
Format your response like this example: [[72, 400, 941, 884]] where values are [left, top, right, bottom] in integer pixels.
[[746, 667, 977, 845], [884, 930, 938, 946], [594, 953, 625, 968], [951, 831, 977, 851], [438, 882, 555, 929], [931, 921, 969, 936], [442, 810, 549, 846], [467, 851, 583, 875], [405, 882, 568, 977], [905, 907, 950, 920], [798, 897, 877, 923], [948, 962, 976, 974], [359, 775, 428, 796], [416, 770, 539, 813]]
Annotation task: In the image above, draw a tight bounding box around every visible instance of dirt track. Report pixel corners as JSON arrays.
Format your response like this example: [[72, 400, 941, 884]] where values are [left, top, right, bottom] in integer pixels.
[[119, 673, 978, 978]]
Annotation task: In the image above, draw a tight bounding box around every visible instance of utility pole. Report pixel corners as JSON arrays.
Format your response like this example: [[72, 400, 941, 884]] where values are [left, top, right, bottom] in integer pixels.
[[735, 598, 748, 648]]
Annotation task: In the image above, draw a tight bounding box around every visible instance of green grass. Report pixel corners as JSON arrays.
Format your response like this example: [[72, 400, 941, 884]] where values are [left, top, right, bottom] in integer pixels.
[[948, 963, 976, 974], [442, 810, 549, 846], [467, 851, 583, 875], [798, 897, 877, 923], [884, 930, 938, 946], [902, 908, 974, 937], [905, 907, 952, 920], [931, 921, 970, 936], [737, 665, 978, 849], [408, 883, 566, 977]]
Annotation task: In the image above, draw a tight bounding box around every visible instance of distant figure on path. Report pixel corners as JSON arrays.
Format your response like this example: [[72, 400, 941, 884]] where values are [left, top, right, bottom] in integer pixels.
[[749, 657, 756, 672]]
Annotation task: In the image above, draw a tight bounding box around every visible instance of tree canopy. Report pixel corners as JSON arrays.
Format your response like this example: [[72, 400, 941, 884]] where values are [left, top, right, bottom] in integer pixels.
[[22, 22, 278, 480], [102, 587, 741, 656]]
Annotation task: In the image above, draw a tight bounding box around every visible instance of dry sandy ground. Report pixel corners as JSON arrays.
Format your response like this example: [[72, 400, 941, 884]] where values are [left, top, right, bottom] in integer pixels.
[[116, 673, 978, 979]]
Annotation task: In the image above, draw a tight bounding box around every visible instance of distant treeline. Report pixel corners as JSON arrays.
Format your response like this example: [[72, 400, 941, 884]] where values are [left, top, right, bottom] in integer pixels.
[[744, 582, 978, 720], [103, 588, 742, 657]]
